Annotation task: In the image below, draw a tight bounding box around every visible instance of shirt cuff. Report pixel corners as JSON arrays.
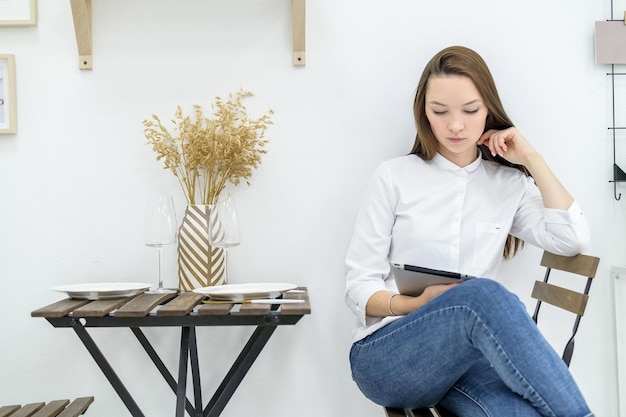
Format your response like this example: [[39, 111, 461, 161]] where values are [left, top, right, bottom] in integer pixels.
[[543, 200, 584, 225], [346, 284, 386, 327]]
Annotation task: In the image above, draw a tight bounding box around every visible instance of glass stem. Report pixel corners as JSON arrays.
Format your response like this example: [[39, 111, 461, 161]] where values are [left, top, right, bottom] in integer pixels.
[[224, 249, 229, 285], [157, 247, 164, 289]]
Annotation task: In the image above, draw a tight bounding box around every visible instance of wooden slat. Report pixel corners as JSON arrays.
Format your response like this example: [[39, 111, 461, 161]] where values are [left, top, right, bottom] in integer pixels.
[[115, 293, 177, 317], [156, 292, 204, 316], [0, 405, 21, 417], [238, 303, 272, 316], [280, 287, 311, 315], [1, 398, 94, 417], [385, 408, 407, 417], [197, 302, 235, 316], [6, 403, 44, 417], [408, 409, 438, 417], [56, 397, 94, 417], [72, 297, 133, 318], [384, 405, 455, 416], [430, 406, 458, 417], [540, 252, 599, 278], [31, 299, 90, 318], [531, 281, 588, 315], [30, 400, 68, 417]]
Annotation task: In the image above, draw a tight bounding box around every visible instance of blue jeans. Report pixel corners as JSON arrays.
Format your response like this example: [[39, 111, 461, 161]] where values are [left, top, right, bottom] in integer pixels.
[[349, 279, 593, 417]]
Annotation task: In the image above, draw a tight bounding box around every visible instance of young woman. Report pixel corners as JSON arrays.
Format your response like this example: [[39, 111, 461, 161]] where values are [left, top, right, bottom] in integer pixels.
[[345, 46, 593, 417]]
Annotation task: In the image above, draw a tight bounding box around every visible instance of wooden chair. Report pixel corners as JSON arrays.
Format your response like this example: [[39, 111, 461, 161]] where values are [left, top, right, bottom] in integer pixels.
[[0, 397, 93, 417], [383, 251, 599, 417], [531, 251, 600, 366]]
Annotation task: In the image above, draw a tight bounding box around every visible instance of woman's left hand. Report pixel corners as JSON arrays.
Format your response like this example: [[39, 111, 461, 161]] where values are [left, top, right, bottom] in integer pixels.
[[478, 126, 574, 209], [478, 127, 537, 166]]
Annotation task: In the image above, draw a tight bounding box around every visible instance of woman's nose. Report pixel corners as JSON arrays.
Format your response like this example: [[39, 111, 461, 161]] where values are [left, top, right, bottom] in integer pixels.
[[448, 118, 463, 133]]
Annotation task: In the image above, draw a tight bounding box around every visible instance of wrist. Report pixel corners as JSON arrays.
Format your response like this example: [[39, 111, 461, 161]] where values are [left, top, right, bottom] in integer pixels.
[[388, 293, 399, 316], [520, 151, 544, 172]]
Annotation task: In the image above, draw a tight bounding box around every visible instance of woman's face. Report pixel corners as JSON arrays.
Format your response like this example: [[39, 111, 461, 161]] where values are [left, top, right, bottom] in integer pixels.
[[424, 75, 488, 167]]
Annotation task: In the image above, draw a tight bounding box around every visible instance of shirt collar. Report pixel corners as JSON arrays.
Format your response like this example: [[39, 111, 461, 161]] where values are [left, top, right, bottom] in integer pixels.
[[432, 151, 482, 173]]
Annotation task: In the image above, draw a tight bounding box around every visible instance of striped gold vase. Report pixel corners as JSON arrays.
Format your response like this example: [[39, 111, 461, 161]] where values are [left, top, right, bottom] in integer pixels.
[[177, 205, 225, 291]]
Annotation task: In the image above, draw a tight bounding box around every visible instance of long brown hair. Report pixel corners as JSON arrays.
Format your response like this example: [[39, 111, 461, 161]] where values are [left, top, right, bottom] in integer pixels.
[[410, 45, 527, 259]]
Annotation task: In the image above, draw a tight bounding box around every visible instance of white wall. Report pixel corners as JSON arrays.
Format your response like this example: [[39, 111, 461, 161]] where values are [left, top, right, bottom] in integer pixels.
[[0, 1, 622, 416]]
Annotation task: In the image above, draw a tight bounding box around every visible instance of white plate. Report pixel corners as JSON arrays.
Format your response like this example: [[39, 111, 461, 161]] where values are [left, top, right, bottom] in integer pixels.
[[193, 283, 298, 301], [52, 282, 152, 300]]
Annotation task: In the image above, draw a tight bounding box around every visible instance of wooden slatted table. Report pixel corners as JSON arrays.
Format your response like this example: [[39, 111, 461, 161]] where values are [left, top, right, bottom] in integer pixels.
[[31, 288, 310, 417]]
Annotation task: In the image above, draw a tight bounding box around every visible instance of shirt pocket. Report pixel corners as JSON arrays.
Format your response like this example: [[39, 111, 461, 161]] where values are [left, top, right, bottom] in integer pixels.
[[472, 222, 507, 270]]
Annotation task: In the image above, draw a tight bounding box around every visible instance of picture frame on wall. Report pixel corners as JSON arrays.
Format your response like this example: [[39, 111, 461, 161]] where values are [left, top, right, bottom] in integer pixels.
[[0, 0, 37, 27], [0, 55, 17, 135]]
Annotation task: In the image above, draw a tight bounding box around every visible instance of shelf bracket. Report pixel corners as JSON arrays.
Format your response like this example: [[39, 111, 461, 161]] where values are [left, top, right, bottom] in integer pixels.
[[292, 0, 305, 66], [70, 0, 93, 70]]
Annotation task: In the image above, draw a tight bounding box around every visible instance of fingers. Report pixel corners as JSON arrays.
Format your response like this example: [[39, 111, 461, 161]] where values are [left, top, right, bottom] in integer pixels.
[[479, 128, 514, 157], [423, 283, 459, 300], [491, 132, 509, 157], [478, 129, 497, 144]]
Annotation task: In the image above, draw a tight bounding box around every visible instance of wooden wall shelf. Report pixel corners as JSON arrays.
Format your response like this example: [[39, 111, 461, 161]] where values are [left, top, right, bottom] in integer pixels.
[[69, 0, 306, 70]]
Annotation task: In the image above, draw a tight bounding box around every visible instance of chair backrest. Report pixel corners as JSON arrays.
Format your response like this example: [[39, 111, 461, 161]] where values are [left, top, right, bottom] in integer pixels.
[[531, 251, 600, 366]]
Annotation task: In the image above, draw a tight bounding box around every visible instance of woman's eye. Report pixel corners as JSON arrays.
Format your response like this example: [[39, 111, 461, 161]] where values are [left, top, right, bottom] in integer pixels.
[[432, 110, 447, 115], [464, 109, 479, 114]]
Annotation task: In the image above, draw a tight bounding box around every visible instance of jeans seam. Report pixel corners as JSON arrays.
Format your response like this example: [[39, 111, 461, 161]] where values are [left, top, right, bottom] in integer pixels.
[[450, 386, 491, 417]]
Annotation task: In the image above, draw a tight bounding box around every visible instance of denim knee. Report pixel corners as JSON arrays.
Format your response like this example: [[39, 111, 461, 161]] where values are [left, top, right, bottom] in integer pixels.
[[457, 277, 511, 298], [451, 278, 524, 312]]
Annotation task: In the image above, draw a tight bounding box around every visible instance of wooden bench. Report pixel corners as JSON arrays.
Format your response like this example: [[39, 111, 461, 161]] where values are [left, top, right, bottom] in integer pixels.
[[0, 397, 93, 417]]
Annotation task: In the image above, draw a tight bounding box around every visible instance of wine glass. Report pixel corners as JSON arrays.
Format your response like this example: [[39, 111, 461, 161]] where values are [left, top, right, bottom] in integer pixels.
[[144, 196, 178, 294], [208, 194, 241, 285]]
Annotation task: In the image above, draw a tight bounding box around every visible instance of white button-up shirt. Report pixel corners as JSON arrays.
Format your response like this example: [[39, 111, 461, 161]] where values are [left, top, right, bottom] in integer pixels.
[[345, 153, 590, 342]]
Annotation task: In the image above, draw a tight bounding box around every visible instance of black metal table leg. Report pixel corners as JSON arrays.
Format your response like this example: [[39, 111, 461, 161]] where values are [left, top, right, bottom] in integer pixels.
[[131, 327, 196, 416], [204, 325, 277, 417], [71, 319, 145, 417], [176, 326, 191, 417], [189, 327, 203, 416]]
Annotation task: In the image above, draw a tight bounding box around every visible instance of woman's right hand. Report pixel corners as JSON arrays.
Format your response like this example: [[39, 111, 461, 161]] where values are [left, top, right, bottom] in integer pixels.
[[396, 283, 459, 314], [421, 283, 459, 302], [367, 283, 459, 317]]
